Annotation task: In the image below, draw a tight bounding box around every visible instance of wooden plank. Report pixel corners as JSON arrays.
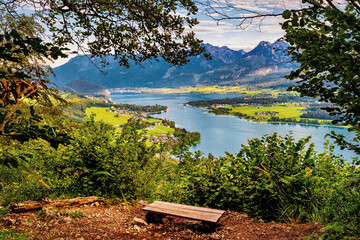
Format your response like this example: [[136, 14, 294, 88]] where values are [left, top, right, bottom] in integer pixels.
[[143, 201, 225, 223], [148, 201, 225, 214]]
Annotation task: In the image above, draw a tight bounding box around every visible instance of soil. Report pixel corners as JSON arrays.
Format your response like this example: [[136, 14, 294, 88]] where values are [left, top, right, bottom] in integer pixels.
[[0, 198, 324, 240]]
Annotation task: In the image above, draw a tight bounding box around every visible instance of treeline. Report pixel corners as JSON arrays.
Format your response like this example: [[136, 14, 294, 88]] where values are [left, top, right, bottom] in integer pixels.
[[162, 119, 201, 146], [300, 109, 341, 121], [64, 93, 167, 121], [209, 107, 232, 115], [269, 117, 341, 125], [91, 102, 167, 113], [174, 128, 201, 146], [187, 94, 313, 107], [66, 92, 167, 113]]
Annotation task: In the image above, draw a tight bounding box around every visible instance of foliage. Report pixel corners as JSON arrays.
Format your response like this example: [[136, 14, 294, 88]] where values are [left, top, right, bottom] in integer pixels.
[[321, 177, 360, 239], [0, 228, 29, 240], [44, 118, 156, 198], [0, 102, 72, 169], [281, 2, 360, 237], [0, 206, 10, 217], [1, 0, 208, 67], [0, 6, 67, 107], [67, 210, 84, 219], [0, 109, 358, 238], [187, 94, 311, 108], [0, 27, 66, 107], [157, 132, 351, 223], [0, 16, 68, 149], [0, 116, 163, 205], [282, 0, 360, 155]]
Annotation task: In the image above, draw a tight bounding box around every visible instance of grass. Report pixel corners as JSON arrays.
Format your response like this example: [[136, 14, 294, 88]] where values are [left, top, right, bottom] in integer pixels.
[[86, 107, 175, 136], [231, 105, 306, 121], [146, 125, 175, 135], [86, 107, 131, 126], [0, 228, 29, 240], [146, 118, 162, 123]]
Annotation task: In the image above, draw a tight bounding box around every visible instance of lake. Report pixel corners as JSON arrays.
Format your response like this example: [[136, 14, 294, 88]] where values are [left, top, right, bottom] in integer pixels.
[[110, 92, 358, 161]]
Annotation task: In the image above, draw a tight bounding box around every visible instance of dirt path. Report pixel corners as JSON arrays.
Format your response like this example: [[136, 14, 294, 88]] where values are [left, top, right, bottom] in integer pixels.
[[0, 199, 323, 239]]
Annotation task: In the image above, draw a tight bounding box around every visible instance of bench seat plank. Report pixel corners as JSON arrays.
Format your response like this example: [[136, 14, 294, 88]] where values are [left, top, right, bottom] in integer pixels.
[[143, 201, 225, 223]]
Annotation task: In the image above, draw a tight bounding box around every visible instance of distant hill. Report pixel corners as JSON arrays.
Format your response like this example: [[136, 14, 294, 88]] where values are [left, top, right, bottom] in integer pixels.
[[52, 41, 296, 89], [59, 80, 110, 96]]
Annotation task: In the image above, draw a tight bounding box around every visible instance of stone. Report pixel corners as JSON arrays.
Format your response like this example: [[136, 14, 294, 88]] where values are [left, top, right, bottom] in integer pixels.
[[63, 217, 72, 223], [132, 217, 148, 226], [210, 233, 221, 240], [133, 225, 141, 232]]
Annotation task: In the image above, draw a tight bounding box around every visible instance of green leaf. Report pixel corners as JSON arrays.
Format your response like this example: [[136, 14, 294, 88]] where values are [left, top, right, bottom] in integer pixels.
[[282, 10, 291, 19]]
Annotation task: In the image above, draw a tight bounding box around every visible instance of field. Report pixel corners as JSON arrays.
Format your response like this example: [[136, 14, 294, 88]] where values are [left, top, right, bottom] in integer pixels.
[[231, 105, 306, 121], [86, 107, 131, 125], [128, 85, 287, 96], [85, 107, 174, 136]]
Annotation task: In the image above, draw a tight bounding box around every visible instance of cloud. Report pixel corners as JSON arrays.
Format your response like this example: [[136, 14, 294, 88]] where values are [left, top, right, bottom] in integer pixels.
[[190, 24, 240, 34], [226, 0, 305, 11]]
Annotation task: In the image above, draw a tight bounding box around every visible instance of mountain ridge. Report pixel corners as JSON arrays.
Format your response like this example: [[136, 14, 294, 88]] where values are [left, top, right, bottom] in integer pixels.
[[52, 41, 295, 89]]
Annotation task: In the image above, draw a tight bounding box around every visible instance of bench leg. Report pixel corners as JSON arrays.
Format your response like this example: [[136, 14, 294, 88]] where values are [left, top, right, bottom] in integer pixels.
[[202, 221, 217, 231], [145, 212, 166, 224]]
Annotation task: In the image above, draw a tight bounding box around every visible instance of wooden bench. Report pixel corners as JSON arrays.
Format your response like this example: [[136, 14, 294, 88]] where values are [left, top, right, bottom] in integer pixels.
[[143, 201, 225, 227]]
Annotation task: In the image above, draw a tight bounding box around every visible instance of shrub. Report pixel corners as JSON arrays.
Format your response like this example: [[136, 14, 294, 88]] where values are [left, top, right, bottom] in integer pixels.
[[162, 132, 351, 222]]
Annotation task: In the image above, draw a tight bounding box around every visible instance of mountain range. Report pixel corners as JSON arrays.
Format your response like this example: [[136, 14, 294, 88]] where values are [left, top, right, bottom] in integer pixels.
[[52, 41, 297, 89]]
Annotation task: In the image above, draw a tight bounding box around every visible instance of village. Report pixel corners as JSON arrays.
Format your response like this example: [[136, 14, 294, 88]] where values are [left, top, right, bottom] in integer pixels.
[[108, 106, 179, 143]]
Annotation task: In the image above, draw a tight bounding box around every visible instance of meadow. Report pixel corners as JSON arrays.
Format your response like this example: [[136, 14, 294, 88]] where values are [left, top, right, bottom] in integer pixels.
[[231, 105, 306, 121], [86, 106, 176, 136], [86, 107, 132, 126]]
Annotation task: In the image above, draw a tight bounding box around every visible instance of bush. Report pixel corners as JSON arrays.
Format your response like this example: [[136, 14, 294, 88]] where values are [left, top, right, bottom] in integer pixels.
[[0, 117, 160, 204], [45, 118, 158, 199], [160, 132, 351, 223]]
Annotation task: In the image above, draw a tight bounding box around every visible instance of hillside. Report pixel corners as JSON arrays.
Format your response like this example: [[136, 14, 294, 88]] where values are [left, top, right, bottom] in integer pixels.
[[52, 41, 296, 89], [60, 80, 111, 95]]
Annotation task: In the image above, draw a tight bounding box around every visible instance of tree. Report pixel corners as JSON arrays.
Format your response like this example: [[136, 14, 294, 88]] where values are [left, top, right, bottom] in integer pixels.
[[281, 0, 360, 156], [204, 0, 360, 156], [1, 0, 208, 68], [0, 0, 208, 143]]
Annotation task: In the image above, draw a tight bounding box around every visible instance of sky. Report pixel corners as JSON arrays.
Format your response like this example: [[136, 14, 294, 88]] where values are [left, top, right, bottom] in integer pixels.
[[190, 0, 290, 51], [50, 0, 306, 67]]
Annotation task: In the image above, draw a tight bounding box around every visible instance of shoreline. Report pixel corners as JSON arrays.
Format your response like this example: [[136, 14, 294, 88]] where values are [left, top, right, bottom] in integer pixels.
[[110, 90, 347, 129], [199, 109, 347, 128]]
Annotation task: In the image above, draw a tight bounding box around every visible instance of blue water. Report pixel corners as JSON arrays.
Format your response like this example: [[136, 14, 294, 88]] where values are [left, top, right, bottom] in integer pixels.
[[110, 92, 358, 161]]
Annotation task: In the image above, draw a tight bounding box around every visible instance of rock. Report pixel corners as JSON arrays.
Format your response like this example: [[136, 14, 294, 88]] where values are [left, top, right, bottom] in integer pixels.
[[132, 217, 148, 226], [1, 217, 16, 226], [63, 217, 72, 223], [210, 233, 221, 240], [133, 225, 141, 232]]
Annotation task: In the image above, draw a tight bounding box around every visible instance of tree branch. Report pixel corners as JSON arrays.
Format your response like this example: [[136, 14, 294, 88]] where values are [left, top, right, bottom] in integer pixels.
[[348, 0, 360, 13]]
